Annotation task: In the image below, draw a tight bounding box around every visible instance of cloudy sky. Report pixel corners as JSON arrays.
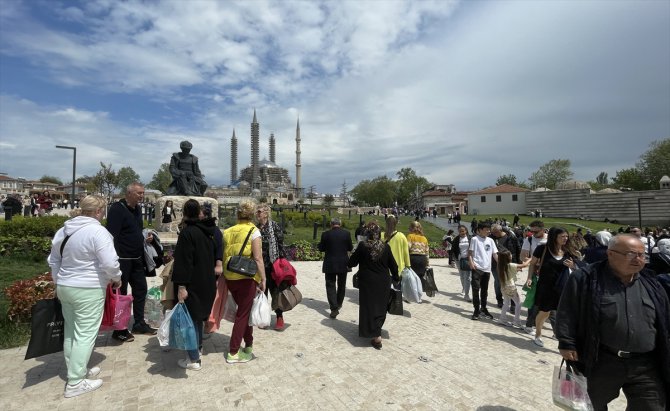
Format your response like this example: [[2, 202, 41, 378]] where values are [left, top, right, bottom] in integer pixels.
[[1, 0, 669, 195]]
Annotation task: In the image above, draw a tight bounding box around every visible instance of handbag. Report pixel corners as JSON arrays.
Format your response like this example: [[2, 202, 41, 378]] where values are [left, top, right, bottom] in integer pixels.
[[25, 298, 64, 360], [552, 359, 593, 411], [276, 285, 302, 312], [522, 275, 538, 308], [423, 267, 438, 297], [227, 228, 258, 277], [387, 286, 403, 315], [352, 272, 360, 289]]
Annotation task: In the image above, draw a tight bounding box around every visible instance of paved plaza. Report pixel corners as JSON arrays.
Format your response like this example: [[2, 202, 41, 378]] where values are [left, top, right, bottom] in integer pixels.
[[0, 259, 626, 411]]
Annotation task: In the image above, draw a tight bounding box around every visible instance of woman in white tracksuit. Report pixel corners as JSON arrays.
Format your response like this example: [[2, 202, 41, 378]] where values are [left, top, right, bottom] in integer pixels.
[[48, 195, 122, 398]]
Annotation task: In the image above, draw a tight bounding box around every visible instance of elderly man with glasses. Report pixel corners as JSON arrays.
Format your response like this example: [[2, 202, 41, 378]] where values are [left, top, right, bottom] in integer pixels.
[[556, 234, 670, 410]]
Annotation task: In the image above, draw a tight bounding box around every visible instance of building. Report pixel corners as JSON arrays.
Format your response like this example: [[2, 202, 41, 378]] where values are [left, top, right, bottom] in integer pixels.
[[467, 184, 529, 215], [421, 186, 469, 215]]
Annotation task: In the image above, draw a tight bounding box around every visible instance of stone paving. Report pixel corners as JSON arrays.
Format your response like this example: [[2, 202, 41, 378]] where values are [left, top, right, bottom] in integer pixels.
[[0, 260, 626, 411]]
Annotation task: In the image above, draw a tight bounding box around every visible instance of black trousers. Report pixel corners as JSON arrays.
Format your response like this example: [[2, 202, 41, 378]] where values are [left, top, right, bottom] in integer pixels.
[[588, 350, 666, 411], [325, 272, 347, 311], [471, 269, 490, 313], [118, 257, 148, 326]]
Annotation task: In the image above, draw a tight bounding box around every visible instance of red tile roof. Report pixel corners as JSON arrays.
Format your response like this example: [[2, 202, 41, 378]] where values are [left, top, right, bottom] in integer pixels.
[[471, 184, 530, 194]]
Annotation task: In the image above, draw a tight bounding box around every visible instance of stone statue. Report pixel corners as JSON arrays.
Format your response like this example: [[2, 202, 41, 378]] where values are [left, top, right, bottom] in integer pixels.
[[167, 140, 208, 196]]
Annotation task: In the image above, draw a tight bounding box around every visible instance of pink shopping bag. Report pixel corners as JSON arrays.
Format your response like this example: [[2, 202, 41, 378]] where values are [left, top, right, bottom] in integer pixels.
[[205, 277, 228, 333], [100, 287, 133, 331]]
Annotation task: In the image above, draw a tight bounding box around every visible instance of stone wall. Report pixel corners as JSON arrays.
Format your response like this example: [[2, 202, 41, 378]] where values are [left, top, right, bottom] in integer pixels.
[[525, 189, 670, 226]]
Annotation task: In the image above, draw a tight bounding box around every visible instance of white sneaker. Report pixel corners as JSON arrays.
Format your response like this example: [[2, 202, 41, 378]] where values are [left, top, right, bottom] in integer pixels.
[[177, 358, 202, 371], [533, 337, 544, 347], [512, 322, 523, 329], [64, 379, 103, 398], [86, 366, 101, 378], [524, 326, 535, 335]]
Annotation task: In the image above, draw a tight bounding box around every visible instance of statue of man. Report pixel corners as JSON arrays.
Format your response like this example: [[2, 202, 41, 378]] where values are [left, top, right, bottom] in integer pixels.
[[167, 140, 208, 196]]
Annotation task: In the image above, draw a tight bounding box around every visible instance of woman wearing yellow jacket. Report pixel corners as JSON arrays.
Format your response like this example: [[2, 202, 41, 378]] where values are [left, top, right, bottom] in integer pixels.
[[384, 215, 411, 278]]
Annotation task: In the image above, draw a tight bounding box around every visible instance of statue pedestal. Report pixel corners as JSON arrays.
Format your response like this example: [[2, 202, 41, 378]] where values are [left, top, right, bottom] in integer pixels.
[[154, 195, 219, 232]]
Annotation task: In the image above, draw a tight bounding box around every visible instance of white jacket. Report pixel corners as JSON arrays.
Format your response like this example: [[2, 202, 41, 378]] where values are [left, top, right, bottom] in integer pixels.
[[48, 216, 122, 288]]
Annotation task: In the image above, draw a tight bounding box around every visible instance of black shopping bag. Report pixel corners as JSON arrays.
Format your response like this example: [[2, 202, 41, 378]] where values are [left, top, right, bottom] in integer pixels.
[[387, 288, 404, 315], [25, 298, 64, 360], [423, 267, 438, 297]]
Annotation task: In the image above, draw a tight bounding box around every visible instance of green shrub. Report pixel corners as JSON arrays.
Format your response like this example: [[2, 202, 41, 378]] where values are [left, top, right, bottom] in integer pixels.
[[285, 240, 323, 261], [0, 236, 53, 257], [0, 215, 67, 237]]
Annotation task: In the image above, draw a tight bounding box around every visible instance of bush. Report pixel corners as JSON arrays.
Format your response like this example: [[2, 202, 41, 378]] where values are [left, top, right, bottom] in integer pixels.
[[429, 242, 450, 259], [0, 216, 67, 237], [284, 240, 323, 261], [0, 236, 52, 257], [4, 273, 55, 322]]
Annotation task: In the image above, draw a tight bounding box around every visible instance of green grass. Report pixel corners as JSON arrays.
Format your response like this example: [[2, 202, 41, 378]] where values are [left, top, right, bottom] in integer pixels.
[[466, 214, 622, 233]]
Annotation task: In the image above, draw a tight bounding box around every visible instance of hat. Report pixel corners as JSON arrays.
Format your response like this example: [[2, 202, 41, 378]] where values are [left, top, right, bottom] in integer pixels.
[[594, 231, 612, 247]]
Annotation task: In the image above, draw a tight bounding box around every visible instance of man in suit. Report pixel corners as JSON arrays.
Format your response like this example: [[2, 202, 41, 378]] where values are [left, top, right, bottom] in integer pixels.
[[318, 217, 353, 318]]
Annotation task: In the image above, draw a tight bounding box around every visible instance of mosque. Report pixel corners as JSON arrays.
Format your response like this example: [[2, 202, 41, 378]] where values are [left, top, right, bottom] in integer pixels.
[[207, 110, 303, 205]]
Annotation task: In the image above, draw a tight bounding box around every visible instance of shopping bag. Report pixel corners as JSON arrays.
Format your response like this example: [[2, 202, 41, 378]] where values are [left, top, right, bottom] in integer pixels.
[[168, 303, 198, 351], [25, 298, 64, 360], [249, 292, 272, 327], [387, 286, 404, 315], [205, 277, 228, 333], [552, 360, 593, 411], [144, 286, 163, 328], [157, 307, 175, 347], [100, 287, 133, 331], [100, 284, 117, 329], [276, 285, 302, 312], [223, 291, 237, 323], [423, 267, 438, 297], [522, 275, 537, 309], [401, 267, 423, 303]]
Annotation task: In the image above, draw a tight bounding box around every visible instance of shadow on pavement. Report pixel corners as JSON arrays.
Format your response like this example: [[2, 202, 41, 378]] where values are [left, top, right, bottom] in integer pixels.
[[481, 331, 554, 354], [300, 297, 331, 318], [319, 318, 371, 348], [142, 338, 188, 379]]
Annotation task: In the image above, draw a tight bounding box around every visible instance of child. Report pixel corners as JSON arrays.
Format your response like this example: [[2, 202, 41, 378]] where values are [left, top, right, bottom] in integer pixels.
[[496, 250, 530, 328]]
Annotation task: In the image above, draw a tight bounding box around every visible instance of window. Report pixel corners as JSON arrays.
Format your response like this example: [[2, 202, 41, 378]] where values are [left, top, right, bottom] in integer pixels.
[[480, 196, 486, 203], [512, 194, 518, 201], [496, 195, 502, 202]]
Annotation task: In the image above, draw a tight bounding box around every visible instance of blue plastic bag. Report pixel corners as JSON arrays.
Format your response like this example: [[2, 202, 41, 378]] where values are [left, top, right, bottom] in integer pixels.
[[168, 303, 198, 351]]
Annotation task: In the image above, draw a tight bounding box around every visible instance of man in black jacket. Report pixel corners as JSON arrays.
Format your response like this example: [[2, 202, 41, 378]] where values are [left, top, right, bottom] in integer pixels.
[[106, 182, 155, 342], [318, 218, 353, 318], [556, 234, 670, 410]]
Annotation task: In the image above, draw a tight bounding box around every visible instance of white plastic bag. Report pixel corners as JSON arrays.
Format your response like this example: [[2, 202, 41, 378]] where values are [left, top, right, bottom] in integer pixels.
[[249, 292, 272, 327], [223, 291, 237, 323], [552, 360, 593, 411], [401, 267, 423, 303], [157, 308, 175, 347]]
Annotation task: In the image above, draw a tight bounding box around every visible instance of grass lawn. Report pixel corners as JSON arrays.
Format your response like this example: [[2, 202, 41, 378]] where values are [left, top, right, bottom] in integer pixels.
[[466, 214, 624, 233]]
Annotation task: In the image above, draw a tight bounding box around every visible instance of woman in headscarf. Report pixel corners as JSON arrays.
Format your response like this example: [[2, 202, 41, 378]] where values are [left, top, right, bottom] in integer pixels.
[[348, 221, 399, 349], [583, 230, 612, 264], [255, 204, 286, 330]]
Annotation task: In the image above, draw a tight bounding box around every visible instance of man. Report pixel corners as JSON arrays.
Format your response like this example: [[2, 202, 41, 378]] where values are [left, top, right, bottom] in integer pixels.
[[521, 220, 549, 332], [630, 227, 655, 264], [491, 224, 520, 309], [106, 182, 155, 342], [468, 222, 498, 320], [556, 234, 670, 410], [167, 140, 208, 196], [318, 217, 353, 319]]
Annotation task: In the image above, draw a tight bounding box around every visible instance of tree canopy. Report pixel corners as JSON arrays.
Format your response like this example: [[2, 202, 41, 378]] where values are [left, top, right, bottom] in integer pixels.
[[92, 163, 118, 198], [636, 138, 670, 189], [528, 159, 573, 189], [147, 163, 172, 194], [116, 166, 141, 194], [350, 168, 432, 207], [39, 175, 63, 185]]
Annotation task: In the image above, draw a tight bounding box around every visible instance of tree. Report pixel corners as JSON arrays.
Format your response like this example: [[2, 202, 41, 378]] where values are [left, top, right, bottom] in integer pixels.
[[612, 168, 646, 191], [92, 162, 118, 198], [116, 166, 141, 194], [76, 175, 98, 194], [528, 159, 573, 189], [596, 171, 608, 186], [496, 174, 518, 186], [323, 194, 335, 208], [636, 138, 670, 189], [350, 176, 397, 207], [39, 175, 63, 185], [147, 163, 172, 194], [395, 167, 432, 207]]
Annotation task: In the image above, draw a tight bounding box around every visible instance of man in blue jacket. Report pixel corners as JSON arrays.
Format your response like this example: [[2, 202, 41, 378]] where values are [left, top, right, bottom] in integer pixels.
[[556, 234, 669, 410]]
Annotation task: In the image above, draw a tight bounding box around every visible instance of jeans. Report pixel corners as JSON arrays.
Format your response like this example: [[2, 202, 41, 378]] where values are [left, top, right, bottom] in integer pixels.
[[500, 292, 521, 324], [458, 269, 471, 297], [325, 272, 347, 311], [118, 257, 147, 326], [471, 269, 491, 313], [227, 279, 257, 355], [58, 285, 105, 385], [187, 319, 203, 361]]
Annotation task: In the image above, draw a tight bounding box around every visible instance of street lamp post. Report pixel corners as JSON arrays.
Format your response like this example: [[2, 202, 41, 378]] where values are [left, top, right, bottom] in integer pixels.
[[55, 145, 76, 209], [637, 196, 654, 229]]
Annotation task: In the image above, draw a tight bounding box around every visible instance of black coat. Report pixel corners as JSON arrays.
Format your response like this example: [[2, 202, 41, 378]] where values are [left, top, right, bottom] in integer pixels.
[[318, 227, 353, 274], [172, 221, 217, 321]]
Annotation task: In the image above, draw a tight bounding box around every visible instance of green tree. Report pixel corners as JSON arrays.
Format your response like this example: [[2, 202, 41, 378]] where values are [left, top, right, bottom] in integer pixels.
[[39, 175, 63, 185], [528, 159, 573, 189], [76, 175, 97, 194], [350, 176, 397, 207], [395, 167, 432, 206], [92, 163, 118, 198], [116, 166, 141, 194], [612, 168, 646, 191], [496, 174, 518, 186], [147, 163, 172, 194], [323, 194, 335, 208], [596, 171, 608, 186], [636, 138, 670, 189]]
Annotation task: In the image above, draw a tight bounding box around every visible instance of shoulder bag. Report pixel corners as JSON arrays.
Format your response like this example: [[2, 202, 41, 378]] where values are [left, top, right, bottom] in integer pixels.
[[227, 228, 258, 277]]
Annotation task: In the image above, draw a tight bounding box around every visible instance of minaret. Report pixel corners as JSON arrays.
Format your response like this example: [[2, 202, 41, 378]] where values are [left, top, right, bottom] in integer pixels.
[[295, 117, 302, 197], [269, 132, 276, 163], [230, 129, 238, 184], [251, 109, 259, 188]]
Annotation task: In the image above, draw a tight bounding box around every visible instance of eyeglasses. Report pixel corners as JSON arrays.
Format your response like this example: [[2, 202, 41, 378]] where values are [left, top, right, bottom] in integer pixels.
[[610, 250, 645, 260]]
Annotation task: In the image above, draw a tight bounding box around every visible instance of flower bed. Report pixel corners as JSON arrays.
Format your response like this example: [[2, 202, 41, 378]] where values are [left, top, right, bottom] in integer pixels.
[[4, 273, 55, 322]]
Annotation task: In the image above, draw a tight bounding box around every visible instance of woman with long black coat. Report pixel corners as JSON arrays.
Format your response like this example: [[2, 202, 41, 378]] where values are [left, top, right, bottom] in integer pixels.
[[172, 199, 217, 370], [348, 221, 399, 350]]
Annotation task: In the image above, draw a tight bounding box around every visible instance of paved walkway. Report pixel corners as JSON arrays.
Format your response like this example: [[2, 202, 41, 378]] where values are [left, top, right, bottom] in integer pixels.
[[0, 260, 625, 411]]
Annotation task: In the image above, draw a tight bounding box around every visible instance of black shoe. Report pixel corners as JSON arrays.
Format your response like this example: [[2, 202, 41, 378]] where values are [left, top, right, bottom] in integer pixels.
[[132, 322, 157, 335], [481, 309, 493, 319], [112, 330, 135, 343], [471, 313, 480, 320], [329, 309, 339, 319]]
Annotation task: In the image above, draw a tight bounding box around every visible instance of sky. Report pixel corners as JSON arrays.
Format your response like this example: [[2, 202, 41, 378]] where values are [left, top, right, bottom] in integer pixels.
[[1, 0, 669, 195]]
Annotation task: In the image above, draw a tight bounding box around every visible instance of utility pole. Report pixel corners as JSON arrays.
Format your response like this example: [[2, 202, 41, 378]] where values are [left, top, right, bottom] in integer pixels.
[[309, 185, 316, 206]]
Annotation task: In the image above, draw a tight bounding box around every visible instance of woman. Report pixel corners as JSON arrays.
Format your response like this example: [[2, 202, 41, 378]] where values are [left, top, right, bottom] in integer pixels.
[[162, 200, 176, 224], [407, 221, 430, 281], [30, 193, 39, 217], [348, 221, 399, 349], [384, 215, 410, 278], [451, 225, 472, 302], [256, 204, 286, 330], [526, 227, 579, 347], [38, 190, 53, 215], [583, 230, 612, 264], [47, 195, 122, 398], [223, 199, 266, 363], [172, 199, 217, 370]]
